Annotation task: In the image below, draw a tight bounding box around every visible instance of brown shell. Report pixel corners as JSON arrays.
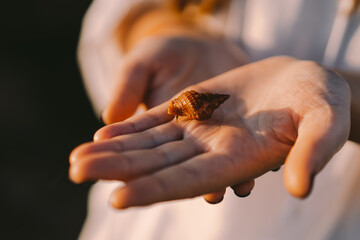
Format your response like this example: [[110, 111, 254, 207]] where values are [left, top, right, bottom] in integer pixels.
[[167, 90, 230, 120]]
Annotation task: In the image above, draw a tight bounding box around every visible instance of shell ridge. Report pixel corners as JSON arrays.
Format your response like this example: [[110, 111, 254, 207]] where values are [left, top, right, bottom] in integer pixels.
[[168, 90, 229, 120]]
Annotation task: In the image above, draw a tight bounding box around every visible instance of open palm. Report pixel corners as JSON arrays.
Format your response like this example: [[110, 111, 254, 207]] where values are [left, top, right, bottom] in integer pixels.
[[70, 56, 350, 209]]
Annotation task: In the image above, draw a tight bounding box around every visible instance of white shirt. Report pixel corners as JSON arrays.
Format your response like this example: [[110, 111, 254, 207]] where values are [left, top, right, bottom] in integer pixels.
[[77, 1, 360, 239]]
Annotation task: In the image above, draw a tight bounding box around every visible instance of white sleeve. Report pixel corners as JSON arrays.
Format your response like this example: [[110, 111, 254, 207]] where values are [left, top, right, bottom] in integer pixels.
[[77, 0, 159, 116]]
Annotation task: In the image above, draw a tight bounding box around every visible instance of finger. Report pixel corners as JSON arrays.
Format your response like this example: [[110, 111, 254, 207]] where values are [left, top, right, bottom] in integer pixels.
[[271, 166, 281, 172], [102, 58, 151, 124], [110, 152, 240, 209], [94, 102, 172, 141], [284, 108, 350, 198], [69, 138, 202, 183], [70, 122, 182, 164], [203, 188, 226, 204], [231, 179, 255, 198]]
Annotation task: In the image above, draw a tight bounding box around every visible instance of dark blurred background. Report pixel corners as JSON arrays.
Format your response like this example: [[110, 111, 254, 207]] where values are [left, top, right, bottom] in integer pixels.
[[0, 1, 103, 239]]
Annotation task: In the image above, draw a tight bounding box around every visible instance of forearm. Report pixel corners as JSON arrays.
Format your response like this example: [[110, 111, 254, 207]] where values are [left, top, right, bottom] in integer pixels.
[[335, 69, 360, 143], [115, 2, 221, 52]]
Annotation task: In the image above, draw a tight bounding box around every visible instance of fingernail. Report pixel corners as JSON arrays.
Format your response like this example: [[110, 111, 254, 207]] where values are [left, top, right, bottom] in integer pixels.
[[205, 196, 224, 205], [272, 166, 281, 172], [234, 191, 251, 198]]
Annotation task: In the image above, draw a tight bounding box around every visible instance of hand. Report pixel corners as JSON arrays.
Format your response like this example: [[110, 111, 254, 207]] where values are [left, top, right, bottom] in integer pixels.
[[70, 56, 350, 209], [102, 33, 247, 123]]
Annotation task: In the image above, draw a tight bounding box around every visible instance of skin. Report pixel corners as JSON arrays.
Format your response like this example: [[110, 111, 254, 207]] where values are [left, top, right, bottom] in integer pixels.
[[102, 34, 248, 123], [85, 7, 252, 204], [70, 4, 360, 208], [70, 56, 351, 209]]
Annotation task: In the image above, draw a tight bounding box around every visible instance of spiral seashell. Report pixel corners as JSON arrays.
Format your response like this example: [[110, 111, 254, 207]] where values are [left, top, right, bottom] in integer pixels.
[[168, 90, 230, 120]]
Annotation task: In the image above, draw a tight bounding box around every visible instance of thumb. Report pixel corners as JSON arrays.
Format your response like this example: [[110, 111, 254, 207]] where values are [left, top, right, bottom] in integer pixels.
[[283, 108, 350, 198], [102, 59, 151, 124]]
